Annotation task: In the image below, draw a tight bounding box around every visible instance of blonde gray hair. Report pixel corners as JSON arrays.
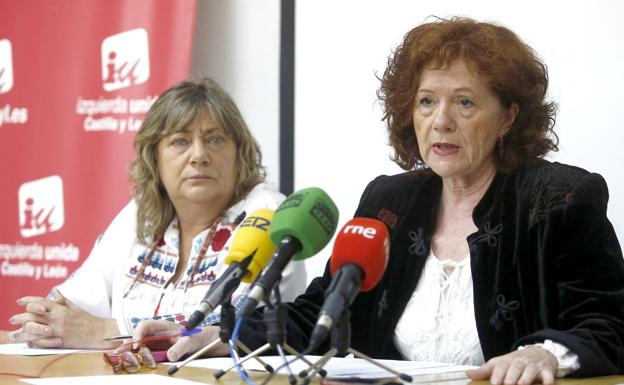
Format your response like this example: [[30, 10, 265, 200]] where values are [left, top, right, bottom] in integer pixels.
[[129, 78, 265, 243]]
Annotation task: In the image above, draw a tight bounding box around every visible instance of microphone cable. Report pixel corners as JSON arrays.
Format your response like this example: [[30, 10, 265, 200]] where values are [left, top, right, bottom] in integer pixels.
[[230, 315, 258, 385]]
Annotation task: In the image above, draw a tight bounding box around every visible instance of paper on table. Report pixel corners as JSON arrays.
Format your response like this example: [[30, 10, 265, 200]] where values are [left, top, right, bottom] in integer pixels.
[[0, 343, 98, 356], [20, 374, 202, 385], [176, 355, 476, 379]]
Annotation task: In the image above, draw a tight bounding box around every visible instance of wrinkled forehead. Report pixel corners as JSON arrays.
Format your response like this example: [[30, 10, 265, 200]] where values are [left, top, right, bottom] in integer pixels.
[[417, 58, 493, 93]]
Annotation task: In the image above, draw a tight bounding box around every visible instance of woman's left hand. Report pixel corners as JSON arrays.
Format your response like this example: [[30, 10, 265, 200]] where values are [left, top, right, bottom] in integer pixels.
[[0, 330, 13, 344], [466, 346, 557, 385], [131, 320, 228, 362]]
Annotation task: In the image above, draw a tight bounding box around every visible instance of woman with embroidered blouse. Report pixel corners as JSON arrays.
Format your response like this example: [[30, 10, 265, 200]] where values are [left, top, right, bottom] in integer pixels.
[[7, 78, 306, 350], [134, 18, 624, 383]]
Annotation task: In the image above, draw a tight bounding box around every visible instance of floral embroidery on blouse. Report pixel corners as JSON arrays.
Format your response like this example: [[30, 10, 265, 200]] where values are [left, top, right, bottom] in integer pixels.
[[408, 227, 427, 256], [489, 294, 520, 331], [471, 221, 503, 247]]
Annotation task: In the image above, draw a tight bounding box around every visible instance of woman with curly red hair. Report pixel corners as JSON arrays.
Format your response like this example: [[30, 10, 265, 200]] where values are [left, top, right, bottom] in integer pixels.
[[134, 18, 624, 384]]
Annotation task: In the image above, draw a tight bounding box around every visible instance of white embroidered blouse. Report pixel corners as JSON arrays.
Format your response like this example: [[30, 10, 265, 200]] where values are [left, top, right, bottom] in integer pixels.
[[56, 183, 307, 335]]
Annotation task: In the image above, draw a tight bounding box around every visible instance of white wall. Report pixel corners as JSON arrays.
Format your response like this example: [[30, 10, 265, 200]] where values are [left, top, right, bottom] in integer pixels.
[[295, 0, 624, 281], [191, 0, 281, 187]]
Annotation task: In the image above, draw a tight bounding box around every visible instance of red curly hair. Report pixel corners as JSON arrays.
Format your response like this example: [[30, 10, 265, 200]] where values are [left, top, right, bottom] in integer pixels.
[[378, 17, 558, 171]]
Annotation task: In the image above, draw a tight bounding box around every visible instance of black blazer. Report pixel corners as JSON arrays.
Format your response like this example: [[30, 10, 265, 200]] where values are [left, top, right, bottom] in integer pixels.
[[238, 160, 624, 377]]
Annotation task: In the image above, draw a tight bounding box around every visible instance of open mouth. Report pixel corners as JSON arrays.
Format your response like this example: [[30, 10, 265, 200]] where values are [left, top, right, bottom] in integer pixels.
[[432, 143, 460, 155]]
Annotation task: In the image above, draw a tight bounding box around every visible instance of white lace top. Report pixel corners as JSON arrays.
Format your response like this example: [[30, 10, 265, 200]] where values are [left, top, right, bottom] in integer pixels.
[[393, 250, 580, 376], [393, 250, 485, 366]]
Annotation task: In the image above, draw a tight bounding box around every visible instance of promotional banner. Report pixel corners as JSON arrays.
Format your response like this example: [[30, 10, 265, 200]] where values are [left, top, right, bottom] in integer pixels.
[[0, 1, 197, 330]]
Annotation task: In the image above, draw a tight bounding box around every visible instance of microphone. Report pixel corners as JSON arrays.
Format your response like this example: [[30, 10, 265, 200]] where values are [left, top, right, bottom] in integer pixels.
[[186, 209, 277, 329], [308, 217, 389, 350], [239, 187, 339, 317]]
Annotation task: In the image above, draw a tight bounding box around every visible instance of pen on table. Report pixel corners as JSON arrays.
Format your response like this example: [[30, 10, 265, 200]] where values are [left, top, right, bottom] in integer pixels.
[[103, 327, 201, 341]]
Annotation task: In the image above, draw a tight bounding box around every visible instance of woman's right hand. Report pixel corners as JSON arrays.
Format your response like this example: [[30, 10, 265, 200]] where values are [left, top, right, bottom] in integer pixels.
[[8, 289, 120, 349], [132, 320, 229, 362]]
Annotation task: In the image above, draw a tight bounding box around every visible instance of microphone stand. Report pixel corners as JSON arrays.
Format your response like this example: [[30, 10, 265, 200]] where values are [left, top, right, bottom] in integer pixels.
[[214, 284, 321, 385], [167, 296, 274, 376], [299, 310, 413, 385]]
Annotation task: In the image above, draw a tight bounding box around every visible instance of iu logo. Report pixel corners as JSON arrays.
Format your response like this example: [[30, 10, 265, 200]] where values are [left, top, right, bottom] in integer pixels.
[[100, 28, 150, 92], [18, 175, 65, 238], [0, 39, 14, 94]]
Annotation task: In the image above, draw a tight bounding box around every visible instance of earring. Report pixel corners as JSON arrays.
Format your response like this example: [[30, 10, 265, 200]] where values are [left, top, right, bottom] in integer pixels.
[[497, 136, 504, 159]]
